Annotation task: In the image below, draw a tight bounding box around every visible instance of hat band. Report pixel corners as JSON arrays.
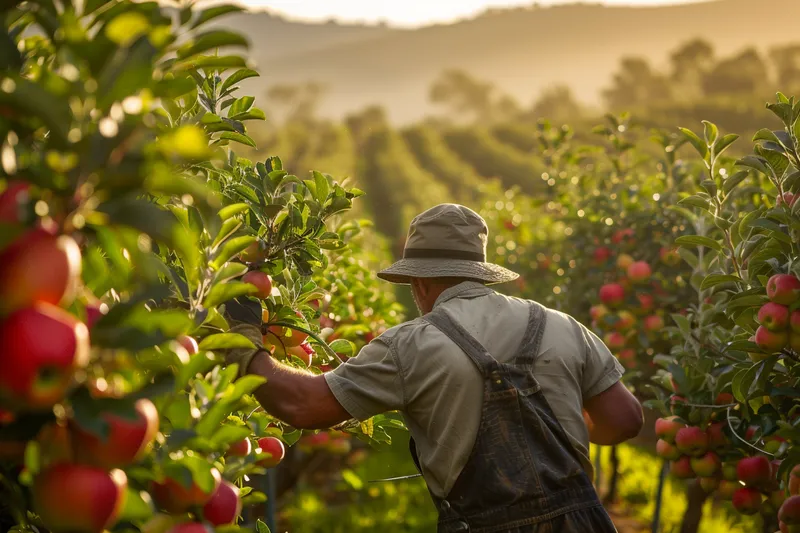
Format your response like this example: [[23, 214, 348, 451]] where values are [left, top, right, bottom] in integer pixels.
[[403, 248, 485, 262]]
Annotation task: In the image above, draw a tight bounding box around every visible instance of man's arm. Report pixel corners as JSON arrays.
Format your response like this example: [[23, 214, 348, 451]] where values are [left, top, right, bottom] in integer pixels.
[[577, 319, 644, 445], [245, 350, 353, 430], [583, 381, 643, 445]]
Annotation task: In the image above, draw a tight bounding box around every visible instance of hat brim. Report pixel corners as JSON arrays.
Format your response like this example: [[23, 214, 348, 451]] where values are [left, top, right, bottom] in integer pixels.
[[376, 258, 519, 285]]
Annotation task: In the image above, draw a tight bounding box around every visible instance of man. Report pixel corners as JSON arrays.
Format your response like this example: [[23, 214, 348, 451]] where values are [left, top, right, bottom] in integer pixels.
[[225, 203, 643, 532]]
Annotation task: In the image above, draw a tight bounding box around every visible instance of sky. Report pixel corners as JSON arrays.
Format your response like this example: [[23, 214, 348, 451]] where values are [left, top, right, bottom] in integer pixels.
[[211, 0, 711, 27]]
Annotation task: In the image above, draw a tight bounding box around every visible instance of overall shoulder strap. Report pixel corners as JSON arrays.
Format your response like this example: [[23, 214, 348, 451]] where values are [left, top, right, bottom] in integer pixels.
[[423, 308, 498, 378], [513, 300, 548, 365]]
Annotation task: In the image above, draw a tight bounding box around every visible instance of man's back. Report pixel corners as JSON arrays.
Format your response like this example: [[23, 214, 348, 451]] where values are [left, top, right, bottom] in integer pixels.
[[324, 281, 624, 499]]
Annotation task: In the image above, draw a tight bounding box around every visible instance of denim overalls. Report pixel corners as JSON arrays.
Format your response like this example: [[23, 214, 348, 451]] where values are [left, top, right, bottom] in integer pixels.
[[409, 302, 618, 533]]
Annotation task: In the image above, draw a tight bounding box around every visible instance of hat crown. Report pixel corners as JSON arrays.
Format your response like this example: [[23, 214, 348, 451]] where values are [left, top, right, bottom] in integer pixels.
[[403, 204, 487, 260]]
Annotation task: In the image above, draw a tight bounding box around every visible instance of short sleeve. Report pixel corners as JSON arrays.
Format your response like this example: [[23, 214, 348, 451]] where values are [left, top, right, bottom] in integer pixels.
[[579, 324, 625, 400], [323, 339, 405, 422]]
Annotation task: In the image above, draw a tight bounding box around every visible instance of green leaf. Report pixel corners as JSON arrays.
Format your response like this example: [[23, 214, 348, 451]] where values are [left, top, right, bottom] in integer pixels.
[[329, 339, 357, 358], [198, 333, 256, 351], [211, 235, 257, 269], [174, 54, 248, 72], [723, 170, 750, 195], [218, 203, 250, 221], [218, 132, 256, 148], [209, 425, 252, 448], [117, 489, 155, 522], [256, 519, 271, 533], [177, 30, 249, 59], [737, 155, 772, 177], [228, 96, 255, 117], [105, 11, 150, 47], [700, 274, 742, 290], [714, 134, 739, 158], [228, 375, 267, 402], [753, 128, 781, 144], [214, 262, 248, 284], [203, 281, 258, 309], [674, 235, 724, 252], [703, 120, 719, 145], [229, 108, 266, 122], [190, 4, 245, 29], [313, 171, 330, 202], [678, 127, 709, 160], [220, 68, 260, 94], [677, 194, 711, 211]]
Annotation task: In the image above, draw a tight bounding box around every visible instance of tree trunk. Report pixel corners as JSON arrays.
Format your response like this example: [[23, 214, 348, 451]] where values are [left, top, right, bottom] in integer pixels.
[[603, 446, 620, 505], [679, 480, 708, 533]]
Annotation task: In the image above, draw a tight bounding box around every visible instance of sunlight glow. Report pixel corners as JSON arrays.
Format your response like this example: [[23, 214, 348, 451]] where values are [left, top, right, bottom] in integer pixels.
[[200, 0, 714, 27]]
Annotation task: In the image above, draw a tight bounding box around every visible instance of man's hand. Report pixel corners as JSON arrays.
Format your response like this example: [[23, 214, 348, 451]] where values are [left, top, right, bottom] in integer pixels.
[[225, 321, 264, 378]]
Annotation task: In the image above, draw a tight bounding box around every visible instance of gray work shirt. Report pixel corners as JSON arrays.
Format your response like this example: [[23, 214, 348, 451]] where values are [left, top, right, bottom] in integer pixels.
[[324, 281, 625, 499]]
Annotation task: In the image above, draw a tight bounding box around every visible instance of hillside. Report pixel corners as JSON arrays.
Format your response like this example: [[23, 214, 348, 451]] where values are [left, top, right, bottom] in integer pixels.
[[217, 0, 800, 124]]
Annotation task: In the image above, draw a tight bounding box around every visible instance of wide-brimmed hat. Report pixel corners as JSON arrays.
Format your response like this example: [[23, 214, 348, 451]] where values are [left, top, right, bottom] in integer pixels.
[[377, 203, 520, 285]]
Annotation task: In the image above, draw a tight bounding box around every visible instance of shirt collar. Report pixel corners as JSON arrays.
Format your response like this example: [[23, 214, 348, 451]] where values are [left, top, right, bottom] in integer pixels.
[[432, 281, 494, 309]]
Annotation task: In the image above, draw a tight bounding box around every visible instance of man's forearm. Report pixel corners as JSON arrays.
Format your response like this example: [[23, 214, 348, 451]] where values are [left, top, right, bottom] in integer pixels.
[[244, 350, 353, 430], [246, 350, 315, 427]]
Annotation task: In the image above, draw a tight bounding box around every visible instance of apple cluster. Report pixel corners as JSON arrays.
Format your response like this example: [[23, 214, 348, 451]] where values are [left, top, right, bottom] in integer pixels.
[[589, 243, 679, 370], [750, 274, 800, 359]]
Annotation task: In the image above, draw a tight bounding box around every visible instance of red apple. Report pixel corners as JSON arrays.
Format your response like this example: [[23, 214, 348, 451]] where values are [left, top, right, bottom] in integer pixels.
[[593, 247, 611, 263], [267, 311, 308, 348], [151, 468, 221, 514], [256, 437, 285, 468], [166, 524, 214, 533], [177, 335, 199, 355], [706, 422, 727, 450], [32, 463, 127, 533], [718, 480, 739, 500], [612, 228, 635, 244], [660, 247, 681, 266], [670, 455, 694, 478], [732, 486, 763, 515], [0, 181, 29, 222], [782, 496, 800, 525], [239, 241, 266, 263], [791, 310, 800, 334], [242, 270, 273, 299], [327, 437, 352, 455], [778, 192, 798, 207], [744, 425, 761, 442], [0, 229, 82, 315], [714, 392, 734, 405], [627, 261, 652, 283], [690, 451, 721, 477], [226, 438, 252, 458], [737, 455, 772, 487], [655, 416, 687, 444], [0, 302, 90, 410], [767, 274, 800, 306], [791, 331, 800, 353], [758, 302, 791, 331], [699, 477, 719, 493], [789, 465, 800, 496], [202, 480, 241, 526], [604, 331, 626, 351], [755, 325, 789, 352], [590, 305, 609, 321], [616, 253, 634, 270], [599, 283, 625, 307], [85, 302, 108, 330], [656, 439, 681, 460], [637, 293, 655, 311], [70, 398, 159, 469], [614, 311, 636, 331], [675, 426, 709, 457], [643, 315, 664, 332]]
